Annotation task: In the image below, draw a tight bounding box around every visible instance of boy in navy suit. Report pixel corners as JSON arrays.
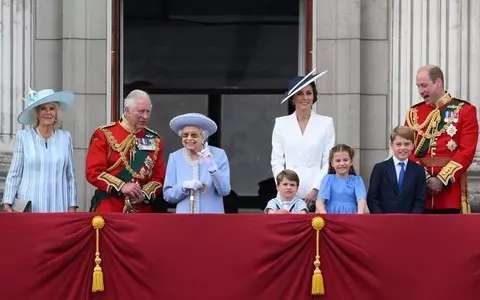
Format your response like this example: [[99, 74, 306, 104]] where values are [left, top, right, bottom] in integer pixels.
[[367, 126, 427, 214]]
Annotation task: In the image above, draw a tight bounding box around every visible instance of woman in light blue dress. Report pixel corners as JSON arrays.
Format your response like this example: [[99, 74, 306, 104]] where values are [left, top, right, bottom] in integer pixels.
[[163, 113, 231, 213], [316, 144, 366, 214], [1, 88, 78, 213]]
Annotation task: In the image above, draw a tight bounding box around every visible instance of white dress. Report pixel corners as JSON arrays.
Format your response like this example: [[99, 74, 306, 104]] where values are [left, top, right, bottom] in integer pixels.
[[271, 112, 335, 198], [2, 128, 78, 212]]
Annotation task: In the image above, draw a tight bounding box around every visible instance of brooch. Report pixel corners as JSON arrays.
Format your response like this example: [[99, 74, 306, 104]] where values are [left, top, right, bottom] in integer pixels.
[[447, 140, 457, 151], [446, 124, 457, 137]]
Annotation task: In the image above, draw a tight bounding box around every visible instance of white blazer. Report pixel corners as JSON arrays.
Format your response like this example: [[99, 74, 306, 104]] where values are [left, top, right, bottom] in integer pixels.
[[271, 112, 335, 198]]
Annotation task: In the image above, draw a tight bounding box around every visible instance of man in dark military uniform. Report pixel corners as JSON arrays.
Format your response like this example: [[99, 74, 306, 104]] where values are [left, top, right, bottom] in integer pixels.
[[405, 65, 479, 214]]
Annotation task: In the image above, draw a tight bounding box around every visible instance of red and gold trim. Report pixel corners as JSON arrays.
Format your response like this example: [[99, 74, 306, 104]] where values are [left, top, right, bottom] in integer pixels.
[[98, 172, 125, 193], [141, 181, 163, 200], [119, 118, 136, 134], [424, 168, 431, 180], [437, 161, 462, 186], [435, 93, 453, 108]]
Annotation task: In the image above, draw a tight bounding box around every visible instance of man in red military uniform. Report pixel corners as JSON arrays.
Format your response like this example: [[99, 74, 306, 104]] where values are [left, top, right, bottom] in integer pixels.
[[405, 65, 479, 214], [86, 89, 166, 213]]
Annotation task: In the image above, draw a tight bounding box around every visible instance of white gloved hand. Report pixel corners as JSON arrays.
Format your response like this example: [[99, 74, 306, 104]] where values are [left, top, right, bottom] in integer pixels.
[[182, 179, 203, 191], [198, 142, 217, 172]]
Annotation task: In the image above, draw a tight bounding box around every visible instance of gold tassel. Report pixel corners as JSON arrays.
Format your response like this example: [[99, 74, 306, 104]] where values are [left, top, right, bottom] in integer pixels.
[[92, 215, 105, 293], [311, 217, 325, 295]]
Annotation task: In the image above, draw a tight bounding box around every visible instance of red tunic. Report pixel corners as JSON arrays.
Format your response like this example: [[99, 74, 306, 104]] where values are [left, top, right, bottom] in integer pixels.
[[85, 119, 166, 213], [405, 93, 478, 212]]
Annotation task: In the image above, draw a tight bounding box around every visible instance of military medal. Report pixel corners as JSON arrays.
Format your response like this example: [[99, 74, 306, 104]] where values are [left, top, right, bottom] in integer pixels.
[[444, 111, 451, 123], [446, 124, 457, 137], [447, 139, 457, 151], [451, 111, 459, 123]]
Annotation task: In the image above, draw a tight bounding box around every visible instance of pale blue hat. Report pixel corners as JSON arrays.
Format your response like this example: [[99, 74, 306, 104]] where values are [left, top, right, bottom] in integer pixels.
[[17, 88, 75, 125], [169, 113, 217, 135]]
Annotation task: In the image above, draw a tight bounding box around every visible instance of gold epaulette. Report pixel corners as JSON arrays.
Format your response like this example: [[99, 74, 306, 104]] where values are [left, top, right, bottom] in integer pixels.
[[455, 98, 472, 106], [89, 122, 117, 146], [405, 102, 424, 128], [96, 122, 116, 131]]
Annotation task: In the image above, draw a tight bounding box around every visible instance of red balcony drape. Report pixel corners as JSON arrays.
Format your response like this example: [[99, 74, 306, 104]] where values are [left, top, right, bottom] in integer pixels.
[[1, 213, 480, 300]]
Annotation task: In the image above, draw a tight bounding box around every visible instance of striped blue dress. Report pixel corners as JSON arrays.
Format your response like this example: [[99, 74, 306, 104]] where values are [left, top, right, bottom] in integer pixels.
[[2, 128, 77, 212]]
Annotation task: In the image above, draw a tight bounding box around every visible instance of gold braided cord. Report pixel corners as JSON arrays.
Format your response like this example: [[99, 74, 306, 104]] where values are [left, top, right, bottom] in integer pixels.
[[102, 129, 136, 153], [105, 156, 123, 173], [406, 103, 464, 156], [413, 109, 442, 155], [101, 129, 161, 180], [406, 107, 437, 132]]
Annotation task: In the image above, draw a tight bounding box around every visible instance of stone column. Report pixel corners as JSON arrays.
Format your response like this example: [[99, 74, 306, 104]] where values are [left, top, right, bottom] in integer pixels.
[[389, 0, 480, 211], [359, 0, 390, 184], [315, 0, 361, 171], [0, 0, 33, 152], [61, 0, 109, 211], [314, 0, 391, 186], [0, 0, 33, 199]]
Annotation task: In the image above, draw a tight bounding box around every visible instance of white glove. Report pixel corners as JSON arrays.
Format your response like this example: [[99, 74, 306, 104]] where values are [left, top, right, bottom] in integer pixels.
[[198, 142, 217, 172], [182, 179, 203, 191]]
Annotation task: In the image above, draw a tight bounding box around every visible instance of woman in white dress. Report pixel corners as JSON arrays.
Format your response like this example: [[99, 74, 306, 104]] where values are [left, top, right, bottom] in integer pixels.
[[271, 70, 335, 209], [1, 88, 78, 212]]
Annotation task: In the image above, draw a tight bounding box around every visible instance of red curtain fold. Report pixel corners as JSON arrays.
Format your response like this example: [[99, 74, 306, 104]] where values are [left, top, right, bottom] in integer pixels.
[[0, 214, 95, 300], [1, 213, 480, 300]]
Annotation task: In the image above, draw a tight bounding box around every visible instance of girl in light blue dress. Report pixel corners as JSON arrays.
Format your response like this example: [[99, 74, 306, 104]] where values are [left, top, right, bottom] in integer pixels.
[[316, 144, 366, 214]]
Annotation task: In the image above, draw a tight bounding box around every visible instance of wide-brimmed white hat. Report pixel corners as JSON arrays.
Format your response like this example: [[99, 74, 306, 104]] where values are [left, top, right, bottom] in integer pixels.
[[17, 88, 75, 125], [280, 68, 328, 104], [169, 113, 217, 135]]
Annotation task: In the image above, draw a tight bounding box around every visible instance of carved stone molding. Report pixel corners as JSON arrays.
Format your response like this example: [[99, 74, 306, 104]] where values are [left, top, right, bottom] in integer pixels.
[[389, 0, 480, 127], [0, 0, 33, 152]]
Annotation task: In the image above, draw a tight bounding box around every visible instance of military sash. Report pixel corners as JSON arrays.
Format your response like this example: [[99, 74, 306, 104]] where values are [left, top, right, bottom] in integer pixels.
[[90, 129, 160, 211]]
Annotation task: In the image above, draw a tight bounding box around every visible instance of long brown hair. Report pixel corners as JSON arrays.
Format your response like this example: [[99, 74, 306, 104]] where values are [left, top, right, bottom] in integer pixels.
[[327, 144, 356, 175]]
